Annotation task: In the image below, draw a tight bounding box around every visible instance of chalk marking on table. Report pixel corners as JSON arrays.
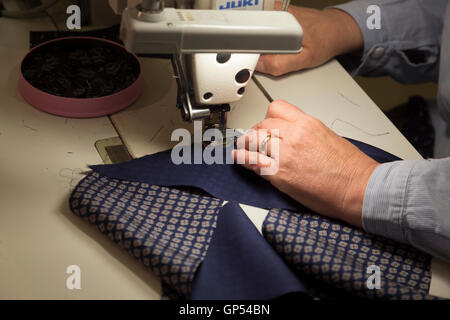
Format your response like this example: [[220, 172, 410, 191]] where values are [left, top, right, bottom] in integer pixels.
[[58, 168, 84, 188], [149, 125, 165, 142], [331, 118, 390, 136], [337, 92, 362, 108], [22, 120, 38, 132]]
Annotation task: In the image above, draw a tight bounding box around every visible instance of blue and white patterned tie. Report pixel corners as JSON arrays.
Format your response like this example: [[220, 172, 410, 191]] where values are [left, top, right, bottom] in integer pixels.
[[70, 172, 221, 299], [69, 140, 438, 300], [263, 208, 435, 299]]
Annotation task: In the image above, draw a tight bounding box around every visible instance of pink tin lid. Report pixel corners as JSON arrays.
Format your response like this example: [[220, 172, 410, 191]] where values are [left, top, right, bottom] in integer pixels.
[[18, 36, 143, 118]]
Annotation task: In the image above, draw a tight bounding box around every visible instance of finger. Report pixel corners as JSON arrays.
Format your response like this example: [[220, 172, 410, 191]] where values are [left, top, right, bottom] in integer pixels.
[[232, 149, 276, 177], [255, 54, 287, 75], [236, 128, 272, 152], [265, 100, 305, 121], [236, 128, 281, 159], [254, 118, 287, 135], [255, 56, 268, 73], [274, 1, 283, 10], [255, 51, 314, 76], [261, 136, 281, 159]]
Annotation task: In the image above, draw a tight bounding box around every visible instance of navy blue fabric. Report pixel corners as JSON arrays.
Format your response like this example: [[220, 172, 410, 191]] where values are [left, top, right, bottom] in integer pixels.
[[70, 138, 429, 300], [69, 172, 222, 299], [191, 202, 310, 300], [91, 138, 400, 212], [91, 145, 302, 211], [345, 138, 400, 162]]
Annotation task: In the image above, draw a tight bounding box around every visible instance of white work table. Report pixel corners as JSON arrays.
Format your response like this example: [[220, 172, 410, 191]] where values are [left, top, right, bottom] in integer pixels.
[[0, 16, 448, 299]]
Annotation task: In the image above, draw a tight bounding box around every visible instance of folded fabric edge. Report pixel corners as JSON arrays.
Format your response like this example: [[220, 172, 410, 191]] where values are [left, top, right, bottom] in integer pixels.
[[192, 201, 311, 300]]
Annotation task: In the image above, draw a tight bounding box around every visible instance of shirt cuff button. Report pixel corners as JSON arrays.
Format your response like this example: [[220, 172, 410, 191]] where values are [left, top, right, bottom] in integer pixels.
[[370, 47, 385, 60]]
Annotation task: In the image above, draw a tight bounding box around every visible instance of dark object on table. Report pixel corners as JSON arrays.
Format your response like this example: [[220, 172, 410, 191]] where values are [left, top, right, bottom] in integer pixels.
[[387, 95, 435, 158], [29, 25, 170, 60], [19, 37, 142, 118], [22, 36, 139, 99]]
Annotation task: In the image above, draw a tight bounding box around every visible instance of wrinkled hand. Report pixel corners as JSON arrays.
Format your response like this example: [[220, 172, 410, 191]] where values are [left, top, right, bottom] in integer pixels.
[[256, 3, 363, 76], [232, 100, 379, 227]]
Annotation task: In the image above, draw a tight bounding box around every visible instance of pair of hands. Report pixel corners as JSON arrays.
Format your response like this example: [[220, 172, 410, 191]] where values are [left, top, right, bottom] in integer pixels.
[[233, 5, 376, 227]]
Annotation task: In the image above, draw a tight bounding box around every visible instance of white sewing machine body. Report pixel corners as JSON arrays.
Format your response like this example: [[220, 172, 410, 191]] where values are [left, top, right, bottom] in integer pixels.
[[119, 7, 303, 55], [111, 0, 303, 130]]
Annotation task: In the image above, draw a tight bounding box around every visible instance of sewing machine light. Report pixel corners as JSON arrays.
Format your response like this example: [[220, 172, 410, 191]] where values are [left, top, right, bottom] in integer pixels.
[[120, 7, 302, 54]]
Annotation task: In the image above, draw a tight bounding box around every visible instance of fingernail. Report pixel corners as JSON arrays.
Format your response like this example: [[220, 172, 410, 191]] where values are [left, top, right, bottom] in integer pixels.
[[255, 60, 265, 72]]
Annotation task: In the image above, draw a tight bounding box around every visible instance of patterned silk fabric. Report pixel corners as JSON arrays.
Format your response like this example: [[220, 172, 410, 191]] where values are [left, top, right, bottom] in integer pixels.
[[69, 140, 437, 300], [263, 209, 435, 300], [70, 171, 222, 299]]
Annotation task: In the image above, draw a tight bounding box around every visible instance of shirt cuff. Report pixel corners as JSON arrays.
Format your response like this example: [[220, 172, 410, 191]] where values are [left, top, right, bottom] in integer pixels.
[[331, 0, 390, 76], [331, 0, 442, 81], [332, 0, 388, 52], [362, 160, 417, 243]]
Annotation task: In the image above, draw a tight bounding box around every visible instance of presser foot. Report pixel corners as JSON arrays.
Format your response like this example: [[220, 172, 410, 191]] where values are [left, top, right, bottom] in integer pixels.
[[202, 105, 232, 147]]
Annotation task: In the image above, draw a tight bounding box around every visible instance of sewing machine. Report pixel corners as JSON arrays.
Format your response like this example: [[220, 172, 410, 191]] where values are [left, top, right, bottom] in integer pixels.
[[2, 1, 450, 300], [110, 0, 303, 135]]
